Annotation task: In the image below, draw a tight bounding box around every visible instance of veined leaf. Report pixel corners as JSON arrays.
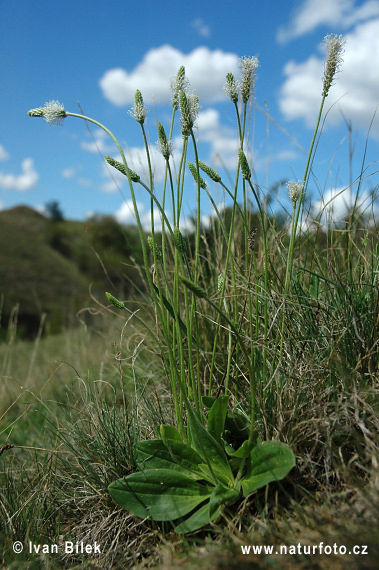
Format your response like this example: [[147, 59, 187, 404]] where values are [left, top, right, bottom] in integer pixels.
[[228, 439, 254, 459], [203, 397, 251, 446], [241, 441, 295, 497], [159, 424, 182, 443], [207, 396, 229, 443], [201, 396, 215, 409], [197, 463, 230, 486], [108, 469, 212, 521], [209, 483, 241, 519], [173, 483, 241, 533], [135, 439, 204, 479], [186, 404, 234, 486], [173, 501, 218, 534]]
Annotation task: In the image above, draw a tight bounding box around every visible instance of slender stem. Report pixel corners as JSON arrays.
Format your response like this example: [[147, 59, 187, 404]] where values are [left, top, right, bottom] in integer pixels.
[[279, 95, 327, 361]]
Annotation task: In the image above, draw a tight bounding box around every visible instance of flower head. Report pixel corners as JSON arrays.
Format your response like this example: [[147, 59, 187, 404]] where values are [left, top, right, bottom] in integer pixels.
[[156, 123, 174, 160], [224, 72, 238, 103], [188, 161, 206, 189], [238, 149, 251, 180], [170, 66, 189, 110], [128, 90, 148, 124], [239, 56, 259, 104], [322, 34, 345, 97], [179, 90, 201, 136], [28, 100, 67, 126], [287, 180, 304, 205]]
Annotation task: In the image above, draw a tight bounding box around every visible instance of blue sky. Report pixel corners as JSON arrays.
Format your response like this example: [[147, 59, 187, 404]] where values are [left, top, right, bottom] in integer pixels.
[[1, 0, 378, 227]]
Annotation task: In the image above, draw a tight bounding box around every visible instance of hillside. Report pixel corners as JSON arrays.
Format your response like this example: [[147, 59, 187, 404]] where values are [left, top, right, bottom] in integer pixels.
[[0, 205, 143, 338]]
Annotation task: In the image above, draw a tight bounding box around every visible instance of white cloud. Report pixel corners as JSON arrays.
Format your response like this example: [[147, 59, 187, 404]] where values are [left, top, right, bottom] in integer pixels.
[[0, 158, 39, 191], [114, 199, 170, 231], [277, 0, 379, 43], [191, 18, 211, 38], [100, 138, 186, 191], [289, 185, 377, 234], [276, 149, 299, 161], [61, 167, 77, 178], [196, 109, 239, 169], [99, 45, 238, 106], [311, 185, 376, 225], [279, 19, 379, 136], [0, 144, 10, 161], [81, 128, 117, 154]]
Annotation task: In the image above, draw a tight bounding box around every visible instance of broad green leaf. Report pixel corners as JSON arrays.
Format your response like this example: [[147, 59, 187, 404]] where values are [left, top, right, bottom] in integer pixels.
[[241, 441, 296, 497], [228, 439, 254, 459], [135, 439, 204, 479], [209, 483, 241, 519], [207, 396, 229, 443], [201, 396, 215, 410], [197, 463, 231, 486], [173, 501, 217, 534], [108, 468, 212, 521], [159, 424, 182, 443], [202, 397, 251, 445], [186, 404, 234, 486], [174, 483, 241, 533]]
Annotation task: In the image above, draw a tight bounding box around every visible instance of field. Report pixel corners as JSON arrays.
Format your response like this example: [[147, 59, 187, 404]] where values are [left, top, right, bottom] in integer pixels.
[[1, 40, 379, 569]]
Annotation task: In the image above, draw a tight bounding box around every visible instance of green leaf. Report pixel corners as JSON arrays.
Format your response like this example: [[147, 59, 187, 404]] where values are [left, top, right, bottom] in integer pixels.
[[228, 439, 254, 459], [203, 397, 251, 446], [135, 439, 204, 479], [173, 483, 240, 534], [108, 468, 212, 521], [209, 483, 241, 519], [159, 424, 182, 443], [173, 501, 216, 534], [186, 404, 234, 486], [197, 463, 229, 486], [224, 408, 251, 443], [207, 396, 229, 443], [241, 441, 296, 497], [201, 396, 215, 409], [309, 273, 321, 299]]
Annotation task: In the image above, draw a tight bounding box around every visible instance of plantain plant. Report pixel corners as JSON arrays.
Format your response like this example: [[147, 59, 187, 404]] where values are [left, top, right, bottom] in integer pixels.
[[109, 396, 295, 533], [27, 34, 347, 532]]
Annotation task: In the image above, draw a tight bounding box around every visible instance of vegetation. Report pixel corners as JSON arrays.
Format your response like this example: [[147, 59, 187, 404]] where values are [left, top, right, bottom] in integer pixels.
[[0, 206, 143, 338], [1, 33, 378, 568]]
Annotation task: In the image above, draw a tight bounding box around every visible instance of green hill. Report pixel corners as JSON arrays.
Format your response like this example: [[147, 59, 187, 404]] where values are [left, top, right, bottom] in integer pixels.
[[0, 205, 143, 338]]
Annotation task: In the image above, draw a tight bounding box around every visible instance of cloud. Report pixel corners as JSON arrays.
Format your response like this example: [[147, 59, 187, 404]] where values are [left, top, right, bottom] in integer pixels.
[[311, 185, 377, 225], [290, 185, 377, 234], [279, 19, 379, 136], [277, 0, 379, 43], [0, 158, 39, 191], [114, 199, 170, 230], [61, 167, 77, 178], [100, 146, 164, 191], [191, 18, 211, 38], [81, 128, 117, 154], [99, 45, 238, 106], [196, 109, 239, 169], [99, 108, 240, 193], [0, 144, 10, 161]]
